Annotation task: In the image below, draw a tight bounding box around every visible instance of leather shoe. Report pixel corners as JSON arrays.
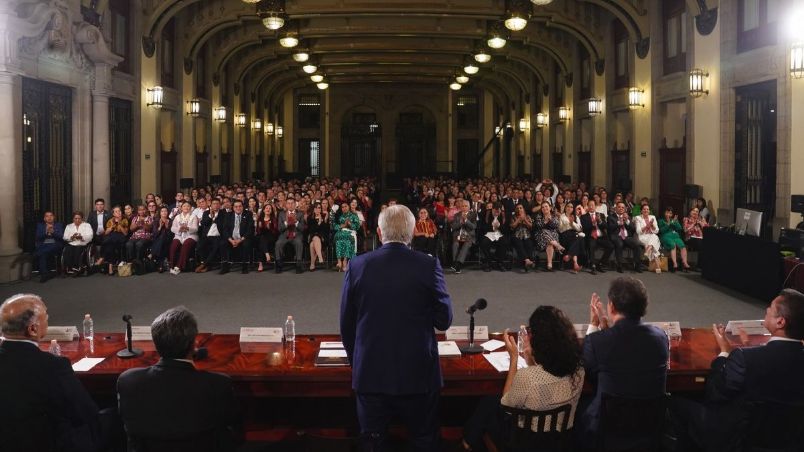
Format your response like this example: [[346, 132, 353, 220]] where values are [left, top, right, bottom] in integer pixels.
[[195, 264, 207, 273], [296, 266, 304, 274], [219, 263, 230, 275]]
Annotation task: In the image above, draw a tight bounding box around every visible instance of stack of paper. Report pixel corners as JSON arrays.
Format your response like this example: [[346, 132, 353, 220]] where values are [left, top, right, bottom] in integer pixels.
[[438, 341, 461, 357], [315, 342, 349, 367], [483, 352, 527, 373]]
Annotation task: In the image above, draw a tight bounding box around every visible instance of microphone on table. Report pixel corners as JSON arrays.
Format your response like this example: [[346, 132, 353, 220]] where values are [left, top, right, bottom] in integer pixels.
[[116, 314, 144, 359], [460, 298, 488, 355]]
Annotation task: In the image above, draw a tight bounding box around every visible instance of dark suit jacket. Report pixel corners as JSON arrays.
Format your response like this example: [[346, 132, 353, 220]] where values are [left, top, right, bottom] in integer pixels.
[[606, 213, 637, 239], [86, 210, 111, 236], [0, 340, 101, 452], [36, 222, 65, 247], [580, 212, 608, 238], [219, 212, 254, 241], [277, 209, 307, 239], [340, 242, 453, 395], [580, 318, 669, 440], [117, 359, 239, 452], [199, 210, 227, 240]]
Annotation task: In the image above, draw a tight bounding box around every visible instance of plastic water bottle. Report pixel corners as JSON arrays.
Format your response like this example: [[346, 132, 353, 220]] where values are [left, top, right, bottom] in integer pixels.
[[517, 325, 528, 355], [49, 339, 61, 356], [284, 316, 296, 343], [82, 314, 94, 341]]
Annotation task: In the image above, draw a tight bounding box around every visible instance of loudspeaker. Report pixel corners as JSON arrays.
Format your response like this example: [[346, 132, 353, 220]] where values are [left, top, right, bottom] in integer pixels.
[[179, 178, 194, 189], [792, 195, 804, 214], [210, 175, 222, 184], [685, 184, 702, 199]]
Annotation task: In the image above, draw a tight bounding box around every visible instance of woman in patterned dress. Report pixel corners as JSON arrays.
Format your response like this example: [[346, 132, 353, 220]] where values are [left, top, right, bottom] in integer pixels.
[[533, 201, 565, 271], [333, 202, 359, 272]]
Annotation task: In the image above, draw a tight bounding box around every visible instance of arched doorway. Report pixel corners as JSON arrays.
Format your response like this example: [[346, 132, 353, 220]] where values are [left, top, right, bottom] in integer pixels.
[[341, 109, 381, 177], [396, 107, 436, 177]]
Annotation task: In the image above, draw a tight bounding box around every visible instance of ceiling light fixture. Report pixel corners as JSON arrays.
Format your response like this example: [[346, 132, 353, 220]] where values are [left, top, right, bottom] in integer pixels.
[[505, 12, 528, 31], [530, 0, 554, 5], [302, 63, 318, 74], [487, 35, 507, 49], [317, 82, 329, 90], [450, 82, 462, 91], [464, 63, 479, 74], [292, 51, 309, 62], [456, 74, 469, 84], [279, 32, 299, 48], [261, 13, 285, 30], [310, 74, 324, 83], [474, 49, 492, 63]]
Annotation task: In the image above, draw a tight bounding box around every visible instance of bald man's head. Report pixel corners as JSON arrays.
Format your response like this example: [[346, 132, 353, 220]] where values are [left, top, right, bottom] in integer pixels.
[[0, 294, 48, 340]]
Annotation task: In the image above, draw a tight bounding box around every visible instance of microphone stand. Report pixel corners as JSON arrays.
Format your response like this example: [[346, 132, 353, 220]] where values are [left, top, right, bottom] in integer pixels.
[[459, 312, 484, 355], [117, 319, 143, 359]]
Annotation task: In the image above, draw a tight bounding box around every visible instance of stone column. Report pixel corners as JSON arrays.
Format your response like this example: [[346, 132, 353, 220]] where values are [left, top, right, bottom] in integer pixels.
[[633, 47, 653, 199], [91, 90, 111, 203], [0, 71, 22, 282]]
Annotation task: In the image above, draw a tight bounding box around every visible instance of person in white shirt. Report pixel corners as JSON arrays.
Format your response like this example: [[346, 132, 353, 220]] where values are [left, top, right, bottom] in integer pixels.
[[62, 211, 94, 275], [633, 204, 663, 274], [168, 202, 199, 275]]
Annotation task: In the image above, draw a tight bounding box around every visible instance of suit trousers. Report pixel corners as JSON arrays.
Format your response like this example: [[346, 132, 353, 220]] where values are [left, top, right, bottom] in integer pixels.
[[34, 243, 63, 273], [356, 391, 441, 452], [221, 238, 252, 264], [609, 236, 643, 266], [199, 236, 222, 265], [452, 240, 472, 264], [275, 234, 304, 265], [587, 237, 614, 267], [412, 236, 437, 256], [169, 238, 196, 270], [479, 236, 510, 263]]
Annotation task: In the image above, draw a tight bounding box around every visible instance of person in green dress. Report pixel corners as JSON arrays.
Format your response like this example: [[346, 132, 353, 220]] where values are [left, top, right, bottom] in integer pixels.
[[333, 202, 360, 271], [658, 206, 690, 272]]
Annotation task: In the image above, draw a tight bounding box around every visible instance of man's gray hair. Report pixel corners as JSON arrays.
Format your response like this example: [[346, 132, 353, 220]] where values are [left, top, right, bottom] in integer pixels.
[[378, 204, 415, 245], [0, 294, 43, 336], [151, 306, 199, 360]]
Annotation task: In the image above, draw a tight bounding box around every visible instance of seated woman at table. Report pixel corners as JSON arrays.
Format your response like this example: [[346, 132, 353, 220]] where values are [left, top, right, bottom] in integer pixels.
[[461, 306, 585, 451], [634, 204, 663, 274], [658, 207, 690, 272]]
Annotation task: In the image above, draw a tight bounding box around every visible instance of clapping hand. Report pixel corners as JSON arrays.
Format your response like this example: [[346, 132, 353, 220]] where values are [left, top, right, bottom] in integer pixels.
[[503, 329, 519, 360], [712, 324, 733, 354], [589, 293, 608, 329]]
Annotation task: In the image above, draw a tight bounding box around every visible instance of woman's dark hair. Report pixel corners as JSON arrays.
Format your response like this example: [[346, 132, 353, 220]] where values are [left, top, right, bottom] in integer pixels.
[[665, 206, 674, 214], [528, 306, 582, 379]]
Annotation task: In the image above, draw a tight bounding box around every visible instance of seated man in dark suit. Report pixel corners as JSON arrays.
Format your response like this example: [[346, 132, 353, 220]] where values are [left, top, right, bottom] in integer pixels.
[[275, 198, 307, 274], [580, 200, 614, 274], [606, 201, 644, 273], [577, 276, 669, 448], [0, 294, 104, 452], [671, 288, 804, 452], [195, 198, 226, 273], [34, 211, 65, 283], [117, 306, 240, 452], [218, 200, 253, 274]]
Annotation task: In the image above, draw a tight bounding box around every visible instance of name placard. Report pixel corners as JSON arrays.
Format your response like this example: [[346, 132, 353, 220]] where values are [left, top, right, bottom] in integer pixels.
[[43, 326, 79, 342], [125, 326, 153, 342], [239, 327, 283, 343], [320, 341, 344, 349], [725, 320, 767, 336], [646, 321, 682, 338], [445, 326, 489, 341]]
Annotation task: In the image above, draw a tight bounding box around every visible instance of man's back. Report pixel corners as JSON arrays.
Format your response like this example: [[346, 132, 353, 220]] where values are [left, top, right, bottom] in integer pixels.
[[117, 359, 238, 450], [581, 318, 669, 434], [340, 242, 452, 395], [0, 340, 100, 452]]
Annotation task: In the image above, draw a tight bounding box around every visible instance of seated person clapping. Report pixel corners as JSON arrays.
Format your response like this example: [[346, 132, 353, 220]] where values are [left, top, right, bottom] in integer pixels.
[[558, 203, 585, 274], [478, 202, 510, 272], [658, 207, 690, 272], [168, 201, 198, 275], [683, 207, 708, 269], [125, 205, 153, 264], [62, 211, 93, 276], [96, 206, 129, 275], [462, 306, 585, 451], [510, 204, 536, 272], [450, 200, 476, 274], [33, 211, 65, 283], [634, 204, 663, 274], [412, 207, 438, 256], [533, 201, 565, 271]]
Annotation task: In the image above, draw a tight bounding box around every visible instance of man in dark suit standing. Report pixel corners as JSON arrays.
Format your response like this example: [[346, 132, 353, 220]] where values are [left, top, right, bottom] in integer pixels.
[[219, 200, 253, 274], [578, 277, 669, 448], [340, 204, 453, 451], [671, 289, 804, 451], [0, 294, 104, 452], [117, 306, 240, 451]]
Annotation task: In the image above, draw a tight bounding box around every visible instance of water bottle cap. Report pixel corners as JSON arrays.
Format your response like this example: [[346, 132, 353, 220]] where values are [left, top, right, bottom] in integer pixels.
[[287, 315, 293, 320]]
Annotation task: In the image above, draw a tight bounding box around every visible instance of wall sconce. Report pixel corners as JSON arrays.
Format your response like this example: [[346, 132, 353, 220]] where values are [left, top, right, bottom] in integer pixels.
[[494, 126, 502, 135], [186, 98, 201, 116], [235, 113, 247, 127], [146, 86, 164, 108], [558, 106, 570, 122], [266, 122, 275, 135], [252, 118, 262, 131], [587, 98, 602, 116], [518, 118, 529, 131], [689, 69, 709, 97], [213, 106, 227, 122], [276, 125, 284, 138], [535, 112, 548, 128], [628, 88, 645, 109], [792, 42, 804, 79]]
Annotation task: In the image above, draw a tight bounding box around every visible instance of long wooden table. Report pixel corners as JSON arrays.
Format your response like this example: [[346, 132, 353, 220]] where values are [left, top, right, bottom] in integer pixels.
[[42, 328, 769, 396]]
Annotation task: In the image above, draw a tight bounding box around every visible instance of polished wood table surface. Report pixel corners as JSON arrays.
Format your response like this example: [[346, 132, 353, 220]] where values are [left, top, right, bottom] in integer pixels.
[[40, 328, 771, 397]]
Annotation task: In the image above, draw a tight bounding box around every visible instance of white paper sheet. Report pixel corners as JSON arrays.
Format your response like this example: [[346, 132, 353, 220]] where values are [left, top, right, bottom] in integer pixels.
[[437, 341, 462, 357], [72, 357, 104, 372], [320, 341, 345, 349], [480, 339, 505, 351], [483, 351, 527, 372], [318, 349, 348, 358]]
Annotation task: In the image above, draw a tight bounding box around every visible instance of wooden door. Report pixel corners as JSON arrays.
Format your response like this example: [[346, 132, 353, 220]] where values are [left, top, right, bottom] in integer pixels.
[[578, 151, 591, 187], [160, 148, 177, 200], [659, 143, 686, 216]]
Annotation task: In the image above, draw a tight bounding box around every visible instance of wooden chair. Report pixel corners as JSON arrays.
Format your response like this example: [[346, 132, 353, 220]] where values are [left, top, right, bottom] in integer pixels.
[[500, 404, 574, 452], [598, 393, 668, 452]]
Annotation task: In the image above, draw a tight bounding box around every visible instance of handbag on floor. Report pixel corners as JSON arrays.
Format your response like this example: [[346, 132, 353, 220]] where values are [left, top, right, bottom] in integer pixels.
[[649, 256, 668, 272], [117, 262, 133, 277]]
